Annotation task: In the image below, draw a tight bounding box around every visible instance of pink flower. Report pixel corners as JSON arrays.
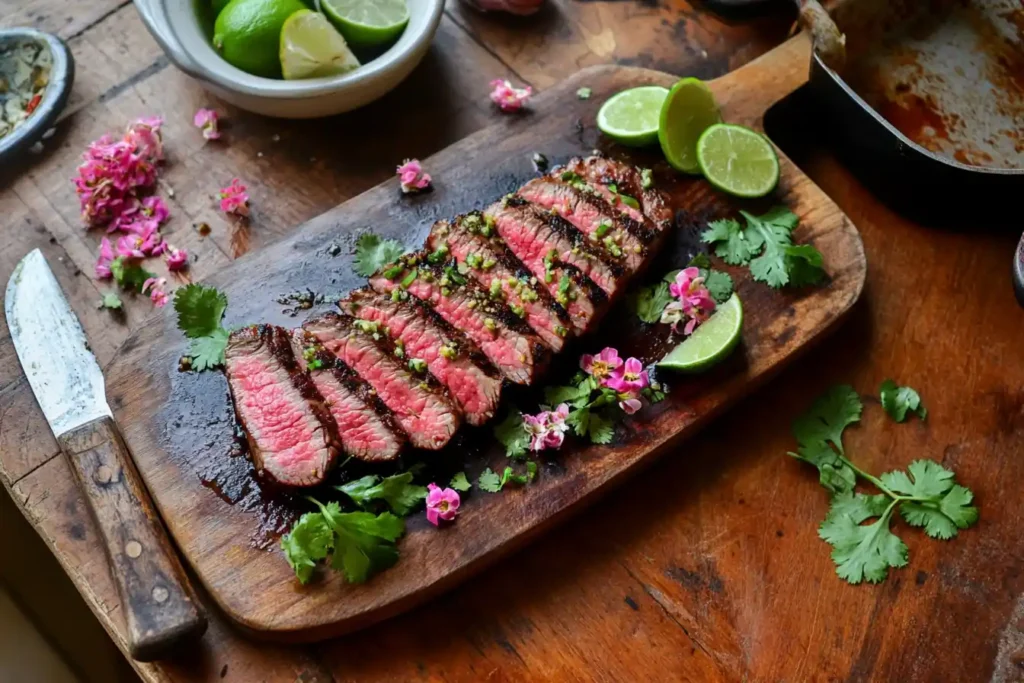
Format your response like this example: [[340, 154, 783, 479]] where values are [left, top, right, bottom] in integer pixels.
[[666, 267, 716, 335], [425, 483, 460, 526], [124, 116, 164, 162], [193, 108, 221, 141], [619, 396, 643, 415], [523, 403, 570, 451], [580, 347, 623, 385], [606, 357, 649, 395], [115, 222, 163, 259], [219, 178, 250, 217], [164, 245, 189, 271], [141, 195, 169, 223], [396, 159, 431, 194], [94, 238, 115, 279], [489, 79, 532, 112], [142, 277, 169, 308]]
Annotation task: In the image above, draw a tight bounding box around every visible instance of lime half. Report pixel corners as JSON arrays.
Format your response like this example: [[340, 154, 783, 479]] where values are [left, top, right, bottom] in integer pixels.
[[696, 123, 780, 198], [281, 9, 360, 80], [596, 86, 669, 147], [658, 78, 721, 174], [658, 293, 743, 372], [320, 0, 409, 49]]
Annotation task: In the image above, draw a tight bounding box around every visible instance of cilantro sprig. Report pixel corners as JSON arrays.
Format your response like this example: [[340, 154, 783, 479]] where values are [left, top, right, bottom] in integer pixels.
[[880, 379, 927, 423], [353, 233, 406, 277], [477, 462, 538, 493], [631, 259, 734, 325], [701, 206, 824, 288], [336, 472, 427, 516], [281, 498, 404, 585], [173, 284, 230, 371], [789, 385, 978, 584]]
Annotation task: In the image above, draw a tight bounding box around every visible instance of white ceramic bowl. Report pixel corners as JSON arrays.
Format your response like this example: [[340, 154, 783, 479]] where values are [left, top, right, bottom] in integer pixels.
[[134, 0, 445, 118]]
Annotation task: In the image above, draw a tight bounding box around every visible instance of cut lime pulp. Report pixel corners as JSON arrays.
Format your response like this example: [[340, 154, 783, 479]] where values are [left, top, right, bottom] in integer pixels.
[[658, 293, 743, 372], [320, 0, 409, 50], [596, 86, 669, 147], [280, 9, 360, 80], [658, 78, 721, 174], [696, 123, 780, 198]]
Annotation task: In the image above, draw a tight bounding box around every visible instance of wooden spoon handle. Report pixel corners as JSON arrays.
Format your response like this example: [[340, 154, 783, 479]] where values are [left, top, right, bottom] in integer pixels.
[[58, 416, 207, 661]]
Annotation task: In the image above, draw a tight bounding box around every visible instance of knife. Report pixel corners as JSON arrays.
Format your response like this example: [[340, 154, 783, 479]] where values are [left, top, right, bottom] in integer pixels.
[[4, 249, 207, 661]]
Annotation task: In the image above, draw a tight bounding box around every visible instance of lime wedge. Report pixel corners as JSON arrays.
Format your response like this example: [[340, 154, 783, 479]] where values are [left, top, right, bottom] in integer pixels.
[[596, 86, 669, 147], [658, 293, 743, 372], [658, 78, 721, 174], [320, 0, 409, 49], [280, 9, 360, 80], [696, 123, 780, 198]]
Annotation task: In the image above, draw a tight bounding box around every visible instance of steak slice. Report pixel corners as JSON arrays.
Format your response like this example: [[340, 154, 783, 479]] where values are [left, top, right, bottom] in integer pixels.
[[484, 196, 625, 297], [225, 324, 341, 487], [560, 156, 673, 231], [367, 253, 550, 385], [426, 216, 572, 349], [339, 289, 503, 426], [288, 328, 405, 462], [304, 313, 460, 450], [518, 176, 651, 274]]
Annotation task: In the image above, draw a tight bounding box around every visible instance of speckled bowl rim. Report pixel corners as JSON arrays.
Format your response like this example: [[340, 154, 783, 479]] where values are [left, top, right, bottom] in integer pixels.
[[0, 29, 74, 161]]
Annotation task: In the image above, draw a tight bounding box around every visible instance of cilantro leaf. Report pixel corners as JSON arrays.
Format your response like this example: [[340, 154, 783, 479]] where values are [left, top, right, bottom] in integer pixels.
[[825, 491, 891, 522], [819, 498, 907, 584], [587, 411, 615, 444], [544, 380, 592, 408], [686, 253, 711, 270], [478, 468, 503, 493], [880, 460, 978, 539], [449, 472, 471, 492], [328, 510, 404, 584], [704, 270, 733, 304], [566, 406, 590, 437], [784, 245, 826, 287], [280, 511, 333, 584], [353, 233, 406, 277], [99, 292, 123, 310], [337, 472, 427, 516], [499, 461, 538, 488], [701, 218, 762, 265], [494, 410, 530, 459], [576, 86, 592, 100], [110, 257, 155, 292], [174, 284, 228, 339], [188, 328, 229, 371], [633, 281, 672, 324], [788, 385, 862, 494], [880, 460, 953, 500], [880, 380, 927, 422]]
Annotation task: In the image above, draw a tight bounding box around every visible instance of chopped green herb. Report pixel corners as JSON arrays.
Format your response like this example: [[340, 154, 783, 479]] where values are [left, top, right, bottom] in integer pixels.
[[355, 320, 379, 335], [99, 292, 122, 310], [576, 87, 592, 100], [489, 279, 503, 299], [400, 268, 418, 288], [481, 258, 496, 270], [494, 409, 529, 459], [478, 468, 503, 493], [353, 233, 406, 278], [427, 245, 449, 265], [632, 281, 672, 324], [880, 380, 927, 422], [439, 343, 457, 360], [408, 358, 427, 374], [466, 252, 482, 269], [110, 257, 155, 293], [382, 264, 404, 280], [174, 284, 230, 371], [484, 317, 497, 332], [640, 168, 654, 189], [595, 221, 612, 239], [449, 472, 472, 492]]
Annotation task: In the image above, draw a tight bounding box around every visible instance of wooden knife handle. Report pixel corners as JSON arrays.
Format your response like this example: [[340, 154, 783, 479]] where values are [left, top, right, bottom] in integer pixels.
[[58, 416, 207, 661]]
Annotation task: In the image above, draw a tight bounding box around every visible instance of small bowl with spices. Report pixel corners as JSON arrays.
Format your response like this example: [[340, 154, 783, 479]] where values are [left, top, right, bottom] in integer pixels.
[[0, 29, 74, 163]]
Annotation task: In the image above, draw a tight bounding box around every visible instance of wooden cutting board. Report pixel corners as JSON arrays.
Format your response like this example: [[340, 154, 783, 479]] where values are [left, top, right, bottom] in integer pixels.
[[105, 33, 865, 642]]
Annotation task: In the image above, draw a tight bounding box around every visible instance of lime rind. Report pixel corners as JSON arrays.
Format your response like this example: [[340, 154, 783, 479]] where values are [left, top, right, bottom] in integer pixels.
[[696, 123, 780, 198], [596, 86, 669, 147], [658, 293, 743, 372], [657, 77, 722, 174]]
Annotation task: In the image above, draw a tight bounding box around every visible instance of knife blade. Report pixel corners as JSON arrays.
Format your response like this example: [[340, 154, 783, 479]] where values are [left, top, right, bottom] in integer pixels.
[[4, 249, 206, 661]]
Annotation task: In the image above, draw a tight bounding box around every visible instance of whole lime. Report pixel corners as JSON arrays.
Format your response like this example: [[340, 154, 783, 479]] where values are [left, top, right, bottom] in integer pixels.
[[213, 0, 308, 78], [211, 0, 231, 16]]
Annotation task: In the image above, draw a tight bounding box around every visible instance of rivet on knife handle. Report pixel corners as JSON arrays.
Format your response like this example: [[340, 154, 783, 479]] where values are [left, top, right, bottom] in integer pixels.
[[60, 416, 207, 661]]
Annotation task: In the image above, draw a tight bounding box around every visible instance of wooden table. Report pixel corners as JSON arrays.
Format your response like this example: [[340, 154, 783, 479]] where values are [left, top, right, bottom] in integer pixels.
[[2, 1, 1023, 681]]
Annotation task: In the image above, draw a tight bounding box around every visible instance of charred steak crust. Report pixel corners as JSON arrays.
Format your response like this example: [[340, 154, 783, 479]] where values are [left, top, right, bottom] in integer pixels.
[[426, 216, 572, 351], [303, 312, 461, 450], [339, 288, 503, 426], [225, 324, 341, 487], [289, 328, 405, 461], [560, 156, 673, 231], [367, 252, 552, 385]]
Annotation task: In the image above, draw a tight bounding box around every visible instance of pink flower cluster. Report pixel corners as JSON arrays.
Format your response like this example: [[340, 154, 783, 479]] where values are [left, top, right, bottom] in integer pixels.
[[581, 347, 650, 415], [142, 277, 169, 308], [489, 79, 532, 112], [396, 159, 431, 194], [219, 178, 250, 217], [523, 403, 570, 452], [425, 483, 460, 526], [661, 267, 715, 335], [193, 108, 220, 141]]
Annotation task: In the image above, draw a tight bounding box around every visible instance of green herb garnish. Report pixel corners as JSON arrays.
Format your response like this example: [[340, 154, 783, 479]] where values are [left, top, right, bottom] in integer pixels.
[[174, 284, 229, 371], [880, 380, 927, 422], [353, 233, 406, 277]]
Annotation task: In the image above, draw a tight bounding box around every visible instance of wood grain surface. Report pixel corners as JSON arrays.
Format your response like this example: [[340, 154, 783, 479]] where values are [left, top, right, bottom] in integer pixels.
[[2, 0, 1023, 681]]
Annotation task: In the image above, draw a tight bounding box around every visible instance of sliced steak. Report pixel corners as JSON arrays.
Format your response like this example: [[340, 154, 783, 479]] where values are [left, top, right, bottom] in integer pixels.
[[303, 313, 460, 450], [484, 196, 625, 297], [518, 176, 651, 274], [339, 289, 502, 426], [288, 328, 405, 462], [560, 156, 673, 231], [426, 216, 573, 349], [225, 324, 341, 487], [367, 253, 550, 385]]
